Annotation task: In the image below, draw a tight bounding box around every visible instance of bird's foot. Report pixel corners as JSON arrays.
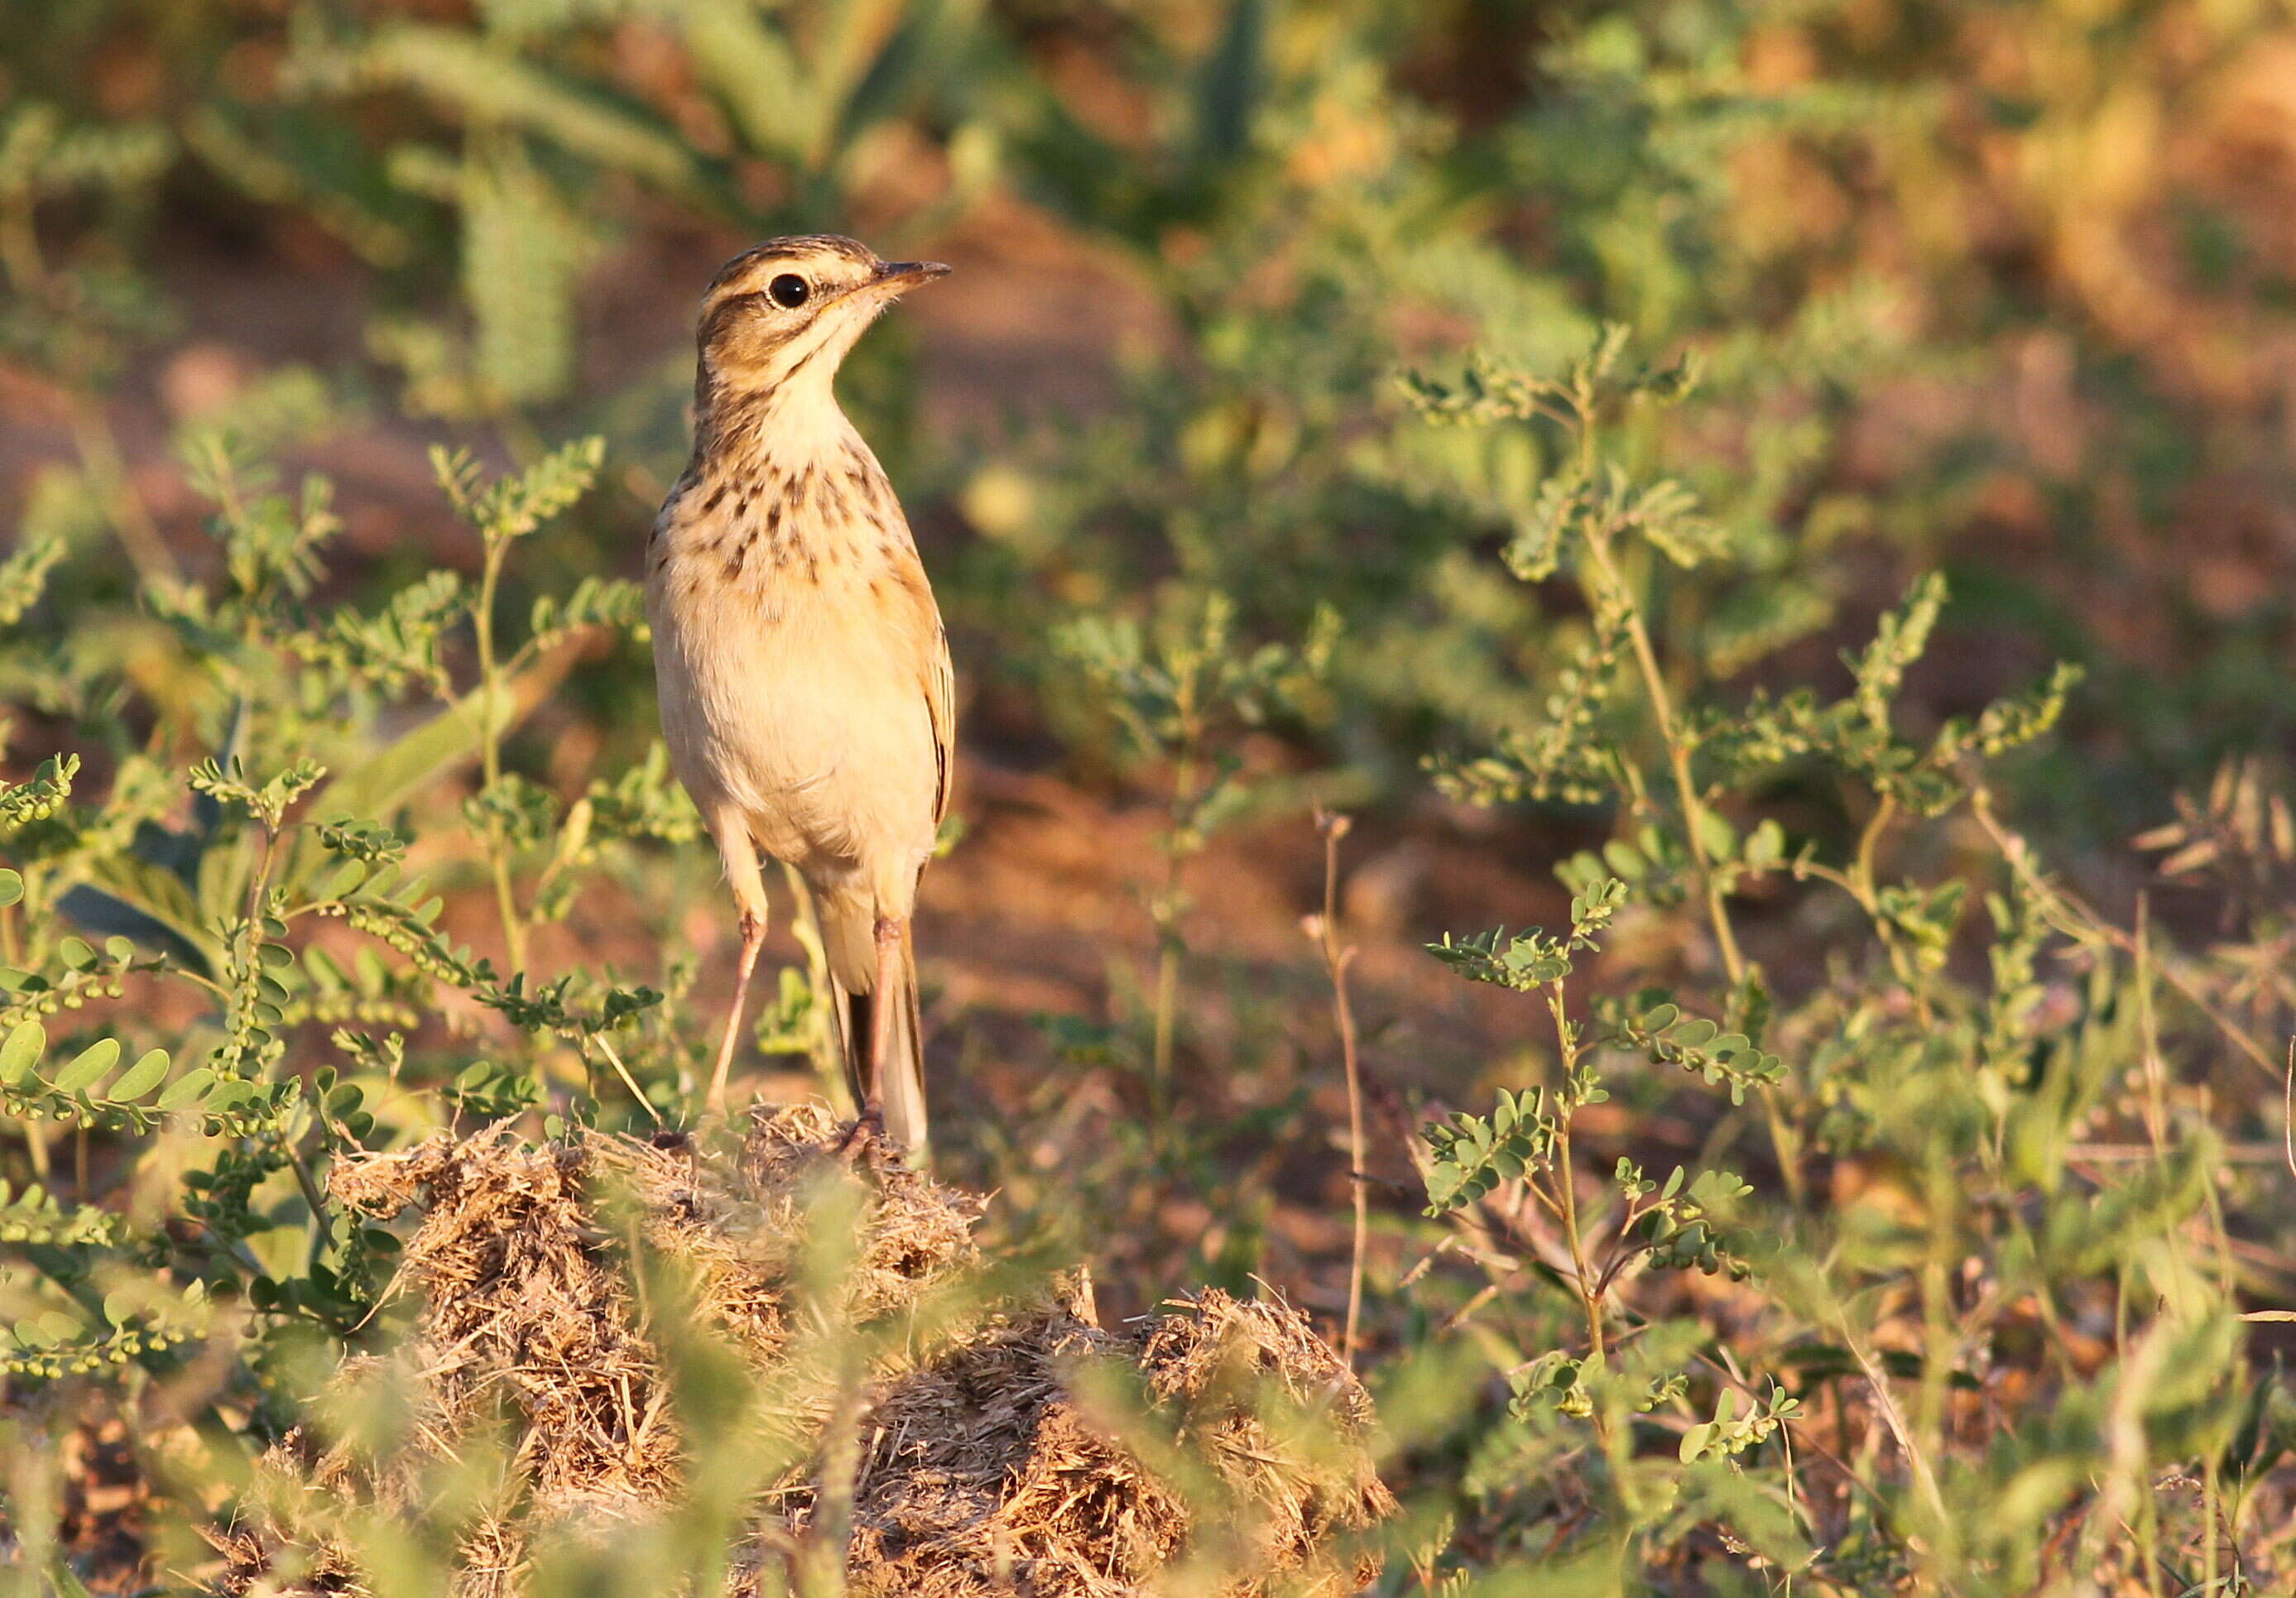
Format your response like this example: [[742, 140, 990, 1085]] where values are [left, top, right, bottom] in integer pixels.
[[833, 1102, 890, 1164]]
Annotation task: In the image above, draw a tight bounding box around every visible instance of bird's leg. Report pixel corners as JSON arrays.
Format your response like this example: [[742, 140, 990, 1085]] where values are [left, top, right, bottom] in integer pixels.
[[708, 910, 766, 1116], [833, 915, 905, 1159], [864, 915, 902, 1121]]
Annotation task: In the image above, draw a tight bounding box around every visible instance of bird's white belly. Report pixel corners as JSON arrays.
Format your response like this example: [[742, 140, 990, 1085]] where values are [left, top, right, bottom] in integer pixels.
[[650, 567, 935, 887]]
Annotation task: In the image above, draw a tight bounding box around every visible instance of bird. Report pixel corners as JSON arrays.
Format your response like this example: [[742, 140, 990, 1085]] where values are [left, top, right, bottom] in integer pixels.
[[646, 235, 953, 1154]]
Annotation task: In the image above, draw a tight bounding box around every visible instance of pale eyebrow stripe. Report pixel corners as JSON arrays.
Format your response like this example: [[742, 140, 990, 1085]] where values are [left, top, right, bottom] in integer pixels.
[[701, 256, 819, 317], [699, 237, 872, 311]]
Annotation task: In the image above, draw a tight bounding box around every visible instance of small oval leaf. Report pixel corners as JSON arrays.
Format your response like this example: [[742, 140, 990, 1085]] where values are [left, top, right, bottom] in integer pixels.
[[156, 1068, 218, 1110], [109, 1049, 171, 1101], [0, 1021, 44, 1083], [53, 1038, 121, 1093]]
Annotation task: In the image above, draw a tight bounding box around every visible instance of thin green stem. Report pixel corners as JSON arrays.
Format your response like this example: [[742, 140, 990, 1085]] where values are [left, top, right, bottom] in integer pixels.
[[592, 1033, 662, 1126], [1842, 794, 1934, 1024], [1579, 530, 1744, 989], [1149, 743, 1198, 1134], [1311, 810, 1369, 1365], [1578, 522, 1801, 1203], [474, 533, 528, 974], [283, 1123, 332, 1269], [247, 823, 279, 929], [1913, 1150, 1957, 1510], [1544, 986, 1605, 1367], [1556, 1129, 1603, 1364], [2203, 1458, 2222, 1596]]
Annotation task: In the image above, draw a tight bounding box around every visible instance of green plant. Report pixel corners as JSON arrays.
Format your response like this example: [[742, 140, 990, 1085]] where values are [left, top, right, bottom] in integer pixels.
[[1383, 329, 2288, 1591], [1054, 588, 1334, 1127], [1416, 877, 1793, 1568], [0, 419, 752, 1423]]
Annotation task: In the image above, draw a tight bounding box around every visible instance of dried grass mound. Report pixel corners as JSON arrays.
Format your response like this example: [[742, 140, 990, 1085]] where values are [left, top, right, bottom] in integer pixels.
[[324, 1101, 975, 1513], [845, 1291, 1394, 1598], [222, 1104, 980, 1596], [219, 1104, 1389, 1598], [844, 1304, 1159, 1596], [1140, 1290, 1395, 1586]]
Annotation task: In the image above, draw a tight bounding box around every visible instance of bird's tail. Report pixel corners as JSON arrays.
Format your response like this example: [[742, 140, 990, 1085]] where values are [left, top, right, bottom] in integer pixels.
[[826, 923, 929, 1159]]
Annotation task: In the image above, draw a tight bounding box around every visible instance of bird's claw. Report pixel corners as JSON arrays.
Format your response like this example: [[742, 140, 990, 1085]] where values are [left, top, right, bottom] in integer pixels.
[[832, 1104, 888, 1163]]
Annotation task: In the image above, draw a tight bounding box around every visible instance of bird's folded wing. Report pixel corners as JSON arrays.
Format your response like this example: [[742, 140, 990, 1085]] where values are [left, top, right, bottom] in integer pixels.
[[926, 621, 955, 827]]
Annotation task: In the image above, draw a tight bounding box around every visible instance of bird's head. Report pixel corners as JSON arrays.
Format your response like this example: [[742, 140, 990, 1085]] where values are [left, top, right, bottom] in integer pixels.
[[694, 235, 949, 399]]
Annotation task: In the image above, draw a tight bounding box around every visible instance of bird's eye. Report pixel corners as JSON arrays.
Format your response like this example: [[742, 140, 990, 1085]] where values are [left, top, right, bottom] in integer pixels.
[[768, 274, 810, 309]]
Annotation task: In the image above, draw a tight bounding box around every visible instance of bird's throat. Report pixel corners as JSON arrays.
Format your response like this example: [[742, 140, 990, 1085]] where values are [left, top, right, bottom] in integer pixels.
[[664, 377, 905, 589]]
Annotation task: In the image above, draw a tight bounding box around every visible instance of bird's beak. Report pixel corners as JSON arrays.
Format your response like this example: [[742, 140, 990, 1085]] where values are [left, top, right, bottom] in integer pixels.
[[867, 259, 953, 296]]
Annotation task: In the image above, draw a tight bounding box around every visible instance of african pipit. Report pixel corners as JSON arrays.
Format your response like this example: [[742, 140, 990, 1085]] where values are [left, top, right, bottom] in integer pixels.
[[647, 235, 953, 1150]]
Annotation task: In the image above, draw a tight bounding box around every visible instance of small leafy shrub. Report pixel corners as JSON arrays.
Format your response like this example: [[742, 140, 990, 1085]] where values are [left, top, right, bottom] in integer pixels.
[[1387, 330, 2294, 1591], [0, 426, 728, 1410]]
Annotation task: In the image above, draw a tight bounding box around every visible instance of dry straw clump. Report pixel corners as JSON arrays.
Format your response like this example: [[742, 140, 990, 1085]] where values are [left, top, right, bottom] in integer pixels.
[[218, 1102, 1390, 1597], [847, 1292, 1392, 1598]]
